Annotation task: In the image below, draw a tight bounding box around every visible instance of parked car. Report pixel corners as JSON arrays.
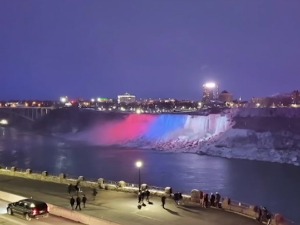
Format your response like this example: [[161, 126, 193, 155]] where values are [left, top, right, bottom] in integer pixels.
[[7, 198, 49, 221]]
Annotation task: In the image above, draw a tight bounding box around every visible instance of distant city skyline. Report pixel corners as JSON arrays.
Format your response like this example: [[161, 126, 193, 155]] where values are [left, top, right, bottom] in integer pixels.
[[1, 0, 300, 101]]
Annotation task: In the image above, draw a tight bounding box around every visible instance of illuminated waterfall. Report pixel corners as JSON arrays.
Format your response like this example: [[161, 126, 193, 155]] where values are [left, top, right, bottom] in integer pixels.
[[75, 113, 231, 149]]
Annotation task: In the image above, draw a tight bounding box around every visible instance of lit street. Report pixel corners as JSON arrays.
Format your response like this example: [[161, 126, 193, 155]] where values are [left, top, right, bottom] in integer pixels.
[[0, 199, 84, 225]]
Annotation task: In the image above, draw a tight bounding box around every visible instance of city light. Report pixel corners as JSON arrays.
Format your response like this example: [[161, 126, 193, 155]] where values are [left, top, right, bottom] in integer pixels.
[[136, 161, 143, 168], [0, 119, 8, 125], [60, 97, 68, 103], [203, 82, 216, 88], [135, 161, 143, 192]]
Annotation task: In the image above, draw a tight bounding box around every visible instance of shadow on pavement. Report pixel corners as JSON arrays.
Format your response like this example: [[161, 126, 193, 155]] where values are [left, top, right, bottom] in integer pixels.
[[164, 208, 181, 216]]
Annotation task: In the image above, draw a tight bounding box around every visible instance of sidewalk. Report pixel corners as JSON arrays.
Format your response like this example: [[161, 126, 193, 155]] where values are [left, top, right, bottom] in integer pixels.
[[0, 174, 259, 225]]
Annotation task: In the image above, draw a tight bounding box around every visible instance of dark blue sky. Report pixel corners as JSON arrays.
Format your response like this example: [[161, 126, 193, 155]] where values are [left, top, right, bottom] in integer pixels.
[[1, 0, 300, 101]]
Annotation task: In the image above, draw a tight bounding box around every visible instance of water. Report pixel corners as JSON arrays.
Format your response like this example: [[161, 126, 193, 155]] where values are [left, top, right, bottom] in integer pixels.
[[0, 127, 299, 224]]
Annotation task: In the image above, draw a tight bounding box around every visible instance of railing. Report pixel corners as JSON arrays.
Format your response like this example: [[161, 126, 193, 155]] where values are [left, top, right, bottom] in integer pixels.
[[0, 165, 296, 225]]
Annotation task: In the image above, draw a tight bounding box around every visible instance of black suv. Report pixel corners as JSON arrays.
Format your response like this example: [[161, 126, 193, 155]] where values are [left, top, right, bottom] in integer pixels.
[[7, 199, 49, 221]]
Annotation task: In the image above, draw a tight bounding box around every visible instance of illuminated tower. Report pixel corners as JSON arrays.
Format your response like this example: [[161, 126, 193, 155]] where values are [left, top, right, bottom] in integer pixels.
[[202, 82, 219, 102]]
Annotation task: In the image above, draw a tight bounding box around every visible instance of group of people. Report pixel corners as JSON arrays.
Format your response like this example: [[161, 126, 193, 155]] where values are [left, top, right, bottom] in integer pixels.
[[160, 192, 182, 209], [70, 194, 87, 210], [200, 192, 221, 208], [138, 189, 151, 205], [68, 182, 99, 210]]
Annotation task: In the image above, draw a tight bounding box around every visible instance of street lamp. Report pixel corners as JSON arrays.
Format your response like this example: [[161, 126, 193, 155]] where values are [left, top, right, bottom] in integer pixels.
[[135, 161, 143, 192]]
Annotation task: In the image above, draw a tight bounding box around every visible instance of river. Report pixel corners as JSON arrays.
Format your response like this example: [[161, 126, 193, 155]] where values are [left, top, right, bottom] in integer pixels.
[[0, 127, 299, 224]]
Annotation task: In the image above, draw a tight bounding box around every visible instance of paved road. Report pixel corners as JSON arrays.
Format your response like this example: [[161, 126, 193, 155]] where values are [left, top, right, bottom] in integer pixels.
[[0, 174, 259, 225], [0, 199, 84, 225]]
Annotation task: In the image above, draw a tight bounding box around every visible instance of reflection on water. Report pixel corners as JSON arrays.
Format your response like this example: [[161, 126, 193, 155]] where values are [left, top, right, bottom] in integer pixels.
[[0, 127, 299, 223]]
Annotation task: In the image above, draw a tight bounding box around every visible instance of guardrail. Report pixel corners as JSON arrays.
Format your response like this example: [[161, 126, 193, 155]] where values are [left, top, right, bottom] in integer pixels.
[[0, 165, 295, 225]]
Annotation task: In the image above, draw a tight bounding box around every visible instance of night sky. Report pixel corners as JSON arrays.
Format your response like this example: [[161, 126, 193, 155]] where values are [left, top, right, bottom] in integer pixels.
[[1, 0, 300, 101]]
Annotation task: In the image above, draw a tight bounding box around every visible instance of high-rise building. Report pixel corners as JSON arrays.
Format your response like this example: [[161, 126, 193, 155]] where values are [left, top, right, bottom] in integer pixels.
[[202, 82, 218, 102]]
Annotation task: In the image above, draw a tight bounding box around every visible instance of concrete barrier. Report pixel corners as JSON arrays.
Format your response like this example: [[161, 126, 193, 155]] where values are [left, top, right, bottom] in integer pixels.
[[0, 190, 120, 225]]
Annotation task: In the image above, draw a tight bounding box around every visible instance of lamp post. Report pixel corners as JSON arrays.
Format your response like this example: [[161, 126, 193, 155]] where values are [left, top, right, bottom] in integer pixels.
[[135, 161, 143, 192]]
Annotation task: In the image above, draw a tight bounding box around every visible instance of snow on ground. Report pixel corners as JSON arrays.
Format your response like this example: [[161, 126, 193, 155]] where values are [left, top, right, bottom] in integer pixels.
[[139, 109, 300, 166]]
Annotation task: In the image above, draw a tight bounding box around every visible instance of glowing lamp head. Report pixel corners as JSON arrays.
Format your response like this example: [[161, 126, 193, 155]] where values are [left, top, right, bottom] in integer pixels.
[[203, 82, 216, 89], [136, 161, 143, 168], [0, 119, 8, 125], [60, 97, 67, 103]]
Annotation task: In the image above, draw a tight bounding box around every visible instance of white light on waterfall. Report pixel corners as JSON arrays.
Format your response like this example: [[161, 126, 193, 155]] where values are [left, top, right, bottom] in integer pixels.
[[136, 109, 141, 114], [256, 103, 260, 108]]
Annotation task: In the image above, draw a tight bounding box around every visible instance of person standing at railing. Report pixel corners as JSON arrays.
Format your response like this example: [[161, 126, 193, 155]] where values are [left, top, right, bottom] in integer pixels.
[[200, 191, 204, 207], [203, 193, 209, 208], [210, 193, 215, 207], [215, 192, 221, 208]]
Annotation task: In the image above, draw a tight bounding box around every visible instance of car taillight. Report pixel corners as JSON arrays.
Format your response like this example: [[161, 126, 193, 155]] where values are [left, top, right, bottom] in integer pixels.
[[32, 209, 38, 215]]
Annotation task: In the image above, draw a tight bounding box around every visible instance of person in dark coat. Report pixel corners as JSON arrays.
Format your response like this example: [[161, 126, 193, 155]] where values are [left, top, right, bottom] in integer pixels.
[[145, 190, 150, 202], [75, 196, 81, 210], [92, 188, 98, 200], [68, 184, 72, 194], [161, 195, 166, 209], [138, 191, 141, 203], [203, 193, 209, 208], [82, 194, 87, 208], [210, 193, 216, 207], [70, 196, 75, 210], [215, 192, 221, 208]]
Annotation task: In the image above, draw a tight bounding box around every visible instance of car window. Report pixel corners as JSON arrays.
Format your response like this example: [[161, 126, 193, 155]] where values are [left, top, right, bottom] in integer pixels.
[[35, 203, 47, 210]]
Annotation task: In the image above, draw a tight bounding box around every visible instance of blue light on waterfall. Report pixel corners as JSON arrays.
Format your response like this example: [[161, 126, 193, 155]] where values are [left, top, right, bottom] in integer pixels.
[[144, 114, 188, 140]]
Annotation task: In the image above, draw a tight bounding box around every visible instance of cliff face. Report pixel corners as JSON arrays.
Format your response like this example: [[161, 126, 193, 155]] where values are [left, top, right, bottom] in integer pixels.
[[198, 108, 300, 166]]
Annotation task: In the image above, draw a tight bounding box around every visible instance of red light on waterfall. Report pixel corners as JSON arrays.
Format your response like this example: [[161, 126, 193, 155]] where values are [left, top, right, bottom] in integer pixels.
[[93, 114, 156, 145]]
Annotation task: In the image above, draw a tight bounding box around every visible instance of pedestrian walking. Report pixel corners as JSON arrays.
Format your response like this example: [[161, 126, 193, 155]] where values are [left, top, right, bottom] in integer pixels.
[[141, 191, 145, 205], [145, 189, 150, 202], [70, 196, 75, 210], [82, 194, 87, 208], [92, 188, 98, 200], [161, 195, 166, 209], [138, 191, 142, 204], [68, 184, 72, 194], [75, 196, 81, 210]]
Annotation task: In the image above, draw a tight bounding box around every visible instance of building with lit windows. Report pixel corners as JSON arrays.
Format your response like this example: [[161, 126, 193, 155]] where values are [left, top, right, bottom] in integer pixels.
[[117, 93, 136, 104], [202, 82, 219, 102]]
